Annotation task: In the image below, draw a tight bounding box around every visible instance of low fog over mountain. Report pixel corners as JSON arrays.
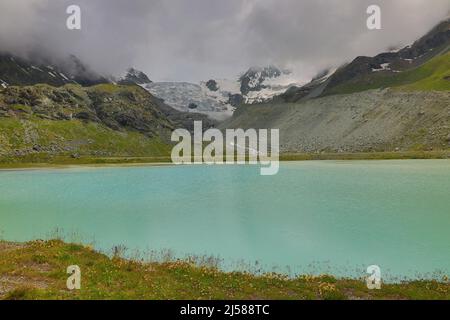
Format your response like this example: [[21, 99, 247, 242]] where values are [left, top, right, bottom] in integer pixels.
[[0, 0, 449, 82]]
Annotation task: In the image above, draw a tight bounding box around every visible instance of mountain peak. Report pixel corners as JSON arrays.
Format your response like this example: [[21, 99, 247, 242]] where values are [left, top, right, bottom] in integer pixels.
[[119, 68, 152, 85], [239, 65, 287, 95]]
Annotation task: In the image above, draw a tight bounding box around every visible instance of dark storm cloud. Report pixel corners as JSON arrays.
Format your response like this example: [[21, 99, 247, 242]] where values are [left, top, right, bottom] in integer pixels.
[[0, 0, 449, 82]]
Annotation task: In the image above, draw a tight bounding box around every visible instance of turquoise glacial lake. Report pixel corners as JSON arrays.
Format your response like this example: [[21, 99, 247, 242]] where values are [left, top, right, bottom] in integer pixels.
[[1, 160, 449, 281]]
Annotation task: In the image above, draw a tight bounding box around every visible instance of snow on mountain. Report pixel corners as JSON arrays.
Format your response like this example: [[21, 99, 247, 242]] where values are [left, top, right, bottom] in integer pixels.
[[0, 78, 8, 88], [123, 65, 306, 120], [241, 68, 307, 104], [142, 82, 235, 121], [311, 68, 338, 84], [199, 66, 306, 109]]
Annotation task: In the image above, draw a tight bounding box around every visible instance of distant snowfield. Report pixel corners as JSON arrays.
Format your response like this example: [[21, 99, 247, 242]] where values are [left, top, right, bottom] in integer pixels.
[[142, 82, 236, 121], [246, 72, 307, 104], [141, 69, 307, 120]]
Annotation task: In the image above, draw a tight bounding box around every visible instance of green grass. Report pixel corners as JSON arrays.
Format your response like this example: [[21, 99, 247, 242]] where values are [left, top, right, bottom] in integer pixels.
[[88, 83, 123, 94], [9, 104, 33, 114], [0, 150, 449, 169], [0, 240, 448, 300], [327, 52, 450, 95], [399, 52, 450, 91], [87, 83, 145, 95], [0, 112, 448, 168], [0, 117, 171, 162]]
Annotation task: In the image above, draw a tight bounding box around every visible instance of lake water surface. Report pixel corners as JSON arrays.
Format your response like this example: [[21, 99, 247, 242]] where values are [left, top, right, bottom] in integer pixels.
[[1, 160, 449, 281]]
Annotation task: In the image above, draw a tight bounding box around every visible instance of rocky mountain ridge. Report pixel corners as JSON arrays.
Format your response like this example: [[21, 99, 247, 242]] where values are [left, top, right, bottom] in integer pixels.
[[0, 53, 109, 88], [281, 18, 450, 102], [221, 18, 450, 154], [118, 68, 152, 85], [0, 81, 215, 159]]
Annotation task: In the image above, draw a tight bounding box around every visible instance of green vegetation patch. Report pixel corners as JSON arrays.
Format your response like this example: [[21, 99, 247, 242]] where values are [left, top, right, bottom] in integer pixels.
[[0, 240, 448, 300], [399, 53, 450, 91], [0, 117, 171, 161], [328, 52, 450, 95], [9, 104, 33, 114]]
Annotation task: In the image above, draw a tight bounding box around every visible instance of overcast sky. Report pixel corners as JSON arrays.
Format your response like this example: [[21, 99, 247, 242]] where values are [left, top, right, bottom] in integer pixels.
[[0, 0, 449, 82]]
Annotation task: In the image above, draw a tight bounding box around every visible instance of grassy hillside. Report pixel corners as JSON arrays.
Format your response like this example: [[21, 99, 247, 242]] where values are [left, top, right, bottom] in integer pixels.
[[399, 52, 450, 91], [0, 240, 449, 300], [327, 52, 450, 95], [0, 117, 171, 163], [0, 83, 176, 162]]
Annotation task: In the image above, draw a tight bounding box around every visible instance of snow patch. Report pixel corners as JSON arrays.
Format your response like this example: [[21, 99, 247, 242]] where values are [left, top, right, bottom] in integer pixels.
[[0, 78, 8, 88], [31, 66, 44, 72], [59, 73, 69, 81], [314, 68, 337, 83], [372, 63, 391, 72]]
